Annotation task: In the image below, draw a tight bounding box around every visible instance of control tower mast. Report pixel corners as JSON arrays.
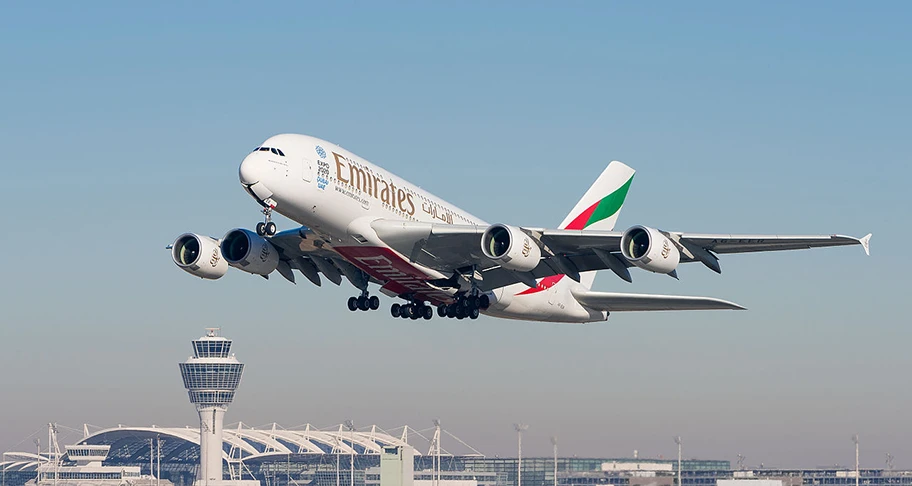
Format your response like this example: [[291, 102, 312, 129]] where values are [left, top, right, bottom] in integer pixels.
[[179, 328, 244, 486]]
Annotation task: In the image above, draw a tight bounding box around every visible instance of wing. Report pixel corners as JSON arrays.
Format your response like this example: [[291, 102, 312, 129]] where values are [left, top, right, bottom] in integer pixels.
[[264, 227, 374, 289], [571, 288, 745, 312], [370, 220, 871, 289]]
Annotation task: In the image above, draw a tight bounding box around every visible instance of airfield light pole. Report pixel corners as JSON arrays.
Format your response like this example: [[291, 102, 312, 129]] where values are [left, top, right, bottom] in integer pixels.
[[335, 433, 341, 486], [157, 437, 162, 486], [674, 436, 682, 486], [433, 419, 442, 486], [345, 421, 355, 486], [514, 424, 529, 486], [34, 439, 40, 484], [551, 437, 558, 486], [853, 435, 860, 486]]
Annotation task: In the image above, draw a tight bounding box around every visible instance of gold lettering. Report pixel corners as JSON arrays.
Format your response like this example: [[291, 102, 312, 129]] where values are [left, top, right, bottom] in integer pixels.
[[333, 153, 349, 184], [349, 165, 368, 194], [397, 189, 407, 212], [380, 180, 390, 204]]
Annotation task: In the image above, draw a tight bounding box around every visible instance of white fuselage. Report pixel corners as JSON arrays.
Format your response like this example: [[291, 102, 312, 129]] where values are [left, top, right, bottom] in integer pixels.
[[238, 134, 606, 323]]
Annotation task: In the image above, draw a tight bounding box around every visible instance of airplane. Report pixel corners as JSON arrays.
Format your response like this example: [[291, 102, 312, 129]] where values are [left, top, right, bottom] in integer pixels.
[[169, 133, 872, 323]]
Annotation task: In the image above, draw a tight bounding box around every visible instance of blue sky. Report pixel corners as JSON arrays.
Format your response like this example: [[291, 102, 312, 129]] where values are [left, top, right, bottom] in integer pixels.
[[0, 1, 909, 468]]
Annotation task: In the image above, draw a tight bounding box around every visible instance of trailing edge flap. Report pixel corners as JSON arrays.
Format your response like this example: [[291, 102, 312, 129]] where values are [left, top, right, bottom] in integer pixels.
[[571, 288, 745, 312]]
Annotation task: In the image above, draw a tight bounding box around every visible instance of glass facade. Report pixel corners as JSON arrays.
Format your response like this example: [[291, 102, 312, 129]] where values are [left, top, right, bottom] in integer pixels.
[[179, 363, 244, 390], [193, 339, 232, 359]]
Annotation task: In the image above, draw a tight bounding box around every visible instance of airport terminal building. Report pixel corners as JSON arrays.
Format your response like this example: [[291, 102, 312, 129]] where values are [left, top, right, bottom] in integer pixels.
[[4, 425, 912, 486]]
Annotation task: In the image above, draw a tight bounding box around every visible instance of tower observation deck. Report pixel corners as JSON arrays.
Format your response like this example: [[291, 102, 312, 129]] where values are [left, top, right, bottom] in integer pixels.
[[179, 328, 246, 486]]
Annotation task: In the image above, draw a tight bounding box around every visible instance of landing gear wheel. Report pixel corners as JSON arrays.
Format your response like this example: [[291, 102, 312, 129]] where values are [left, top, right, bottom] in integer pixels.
[[369, 295, 380, 310], [400, 305, 411, 319], [469, 307, 480, 319], [437, 305, 447, 317], [423, 306, 433, 320], [265, 222, 277, 236], [390, 303, 401, 317], [347, 297, 358, 311], [256, 222, 267, 236], [446, 305, 456, 318], [358, 296, 370, 311], [467, 295, 478, 309]]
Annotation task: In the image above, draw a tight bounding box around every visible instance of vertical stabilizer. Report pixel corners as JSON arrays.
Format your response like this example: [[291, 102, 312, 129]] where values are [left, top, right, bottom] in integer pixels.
[[560, 161, 635, 288]]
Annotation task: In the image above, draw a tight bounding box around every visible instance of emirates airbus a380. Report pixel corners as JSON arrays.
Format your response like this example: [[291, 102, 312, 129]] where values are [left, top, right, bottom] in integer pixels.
[[169, 133, 871, 323]]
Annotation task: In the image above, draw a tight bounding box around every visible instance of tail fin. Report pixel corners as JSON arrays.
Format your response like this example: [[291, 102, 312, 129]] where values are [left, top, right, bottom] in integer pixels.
[[560, 161, 635, 288]]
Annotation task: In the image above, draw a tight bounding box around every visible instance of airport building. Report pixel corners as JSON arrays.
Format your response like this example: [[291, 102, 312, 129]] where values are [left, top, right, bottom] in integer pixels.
[[3, 330, 911, 486]]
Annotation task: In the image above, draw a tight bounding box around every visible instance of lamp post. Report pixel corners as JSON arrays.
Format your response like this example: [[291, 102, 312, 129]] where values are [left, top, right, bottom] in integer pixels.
[[34, 439, 40, 485], [550, 437, 558, 486], [852, 435, 859, 486], [674, 436, 682, 486], [433, 420, 442, 486], [345, 421, 355, 486], [514, 424, 528, 486]]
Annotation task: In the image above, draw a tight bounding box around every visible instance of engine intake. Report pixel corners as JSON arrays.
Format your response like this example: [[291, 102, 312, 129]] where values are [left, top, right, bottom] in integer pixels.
[[171, 233, 228, 280], [619, 225, 680, 274], [481, 224, 541, 272], [220, 228, 279, 276]]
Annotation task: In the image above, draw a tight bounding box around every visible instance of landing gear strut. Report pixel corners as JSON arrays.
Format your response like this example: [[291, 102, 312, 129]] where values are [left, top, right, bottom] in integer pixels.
[[256, 207, 277, 237], [348, 291, 380, 312]]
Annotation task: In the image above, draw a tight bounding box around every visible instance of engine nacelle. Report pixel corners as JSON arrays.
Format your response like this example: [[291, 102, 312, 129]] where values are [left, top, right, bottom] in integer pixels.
[[619, 225, 680, 274], [220, 228, 280, 276], [481, 224, 542, 272], [171, 233, 228, 280]]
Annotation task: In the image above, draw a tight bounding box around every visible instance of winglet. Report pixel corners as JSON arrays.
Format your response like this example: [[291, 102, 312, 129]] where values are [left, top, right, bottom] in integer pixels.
[[859, 233, 872, 256]]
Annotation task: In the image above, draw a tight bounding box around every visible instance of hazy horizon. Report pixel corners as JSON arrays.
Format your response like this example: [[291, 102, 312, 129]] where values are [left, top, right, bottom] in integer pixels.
[[1, 1, 908, 470]]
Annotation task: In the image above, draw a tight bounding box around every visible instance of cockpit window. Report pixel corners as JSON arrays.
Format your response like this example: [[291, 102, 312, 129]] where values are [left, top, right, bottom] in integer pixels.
[[253, 146, 285, 156]]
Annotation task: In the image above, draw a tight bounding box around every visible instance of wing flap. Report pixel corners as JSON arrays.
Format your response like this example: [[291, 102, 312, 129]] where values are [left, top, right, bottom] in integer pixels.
[[572, 289, 745, 312]]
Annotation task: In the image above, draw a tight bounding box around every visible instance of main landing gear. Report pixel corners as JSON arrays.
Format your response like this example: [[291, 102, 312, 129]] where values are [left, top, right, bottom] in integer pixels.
[[255, 207, 277, 237], [437, 293, 490, 320], [347, 292, 380, 312], [390, 301, 433, 320]]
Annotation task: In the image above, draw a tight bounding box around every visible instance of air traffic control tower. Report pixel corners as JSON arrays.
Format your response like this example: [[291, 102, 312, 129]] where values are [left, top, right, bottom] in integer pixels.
[[179, 328, 255, 486]]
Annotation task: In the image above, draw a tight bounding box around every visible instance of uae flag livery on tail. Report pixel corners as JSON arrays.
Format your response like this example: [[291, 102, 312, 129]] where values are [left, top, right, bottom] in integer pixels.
[[518, 161, 635, 295]]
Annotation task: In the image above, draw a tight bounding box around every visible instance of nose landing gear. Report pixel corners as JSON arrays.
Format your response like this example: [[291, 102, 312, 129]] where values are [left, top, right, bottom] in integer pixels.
[[256, 206, 278, 237]]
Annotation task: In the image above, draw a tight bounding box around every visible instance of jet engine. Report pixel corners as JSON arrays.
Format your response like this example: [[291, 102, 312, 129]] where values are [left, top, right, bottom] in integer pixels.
[[619, 225, 680, 274], [220, 228, 280, 276], [481, 224, 541, 272], [171, 233, 228, 280]]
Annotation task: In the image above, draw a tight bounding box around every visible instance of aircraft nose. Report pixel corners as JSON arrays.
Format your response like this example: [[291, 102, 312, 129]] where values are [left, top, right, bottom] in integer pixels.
[[238, 154, 260, 185]]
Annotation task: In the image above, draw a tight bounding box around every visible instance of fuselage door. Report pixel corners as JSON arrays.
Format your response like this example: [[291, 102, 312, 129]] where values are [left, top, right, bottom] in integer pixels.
[[302, 156, 314, 182]]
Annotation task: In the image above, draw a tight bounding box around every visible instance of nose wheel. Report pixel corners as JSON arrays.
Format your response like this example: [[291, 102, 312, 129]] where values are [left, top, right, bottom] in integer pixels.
[[256, 207, 277, 236]]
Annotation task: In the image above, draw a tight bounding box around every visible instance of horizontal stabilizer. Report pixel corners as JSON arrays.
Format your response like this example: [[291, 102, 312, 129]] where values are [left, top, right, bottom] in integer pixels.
[[572, 289, 745, 312]]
